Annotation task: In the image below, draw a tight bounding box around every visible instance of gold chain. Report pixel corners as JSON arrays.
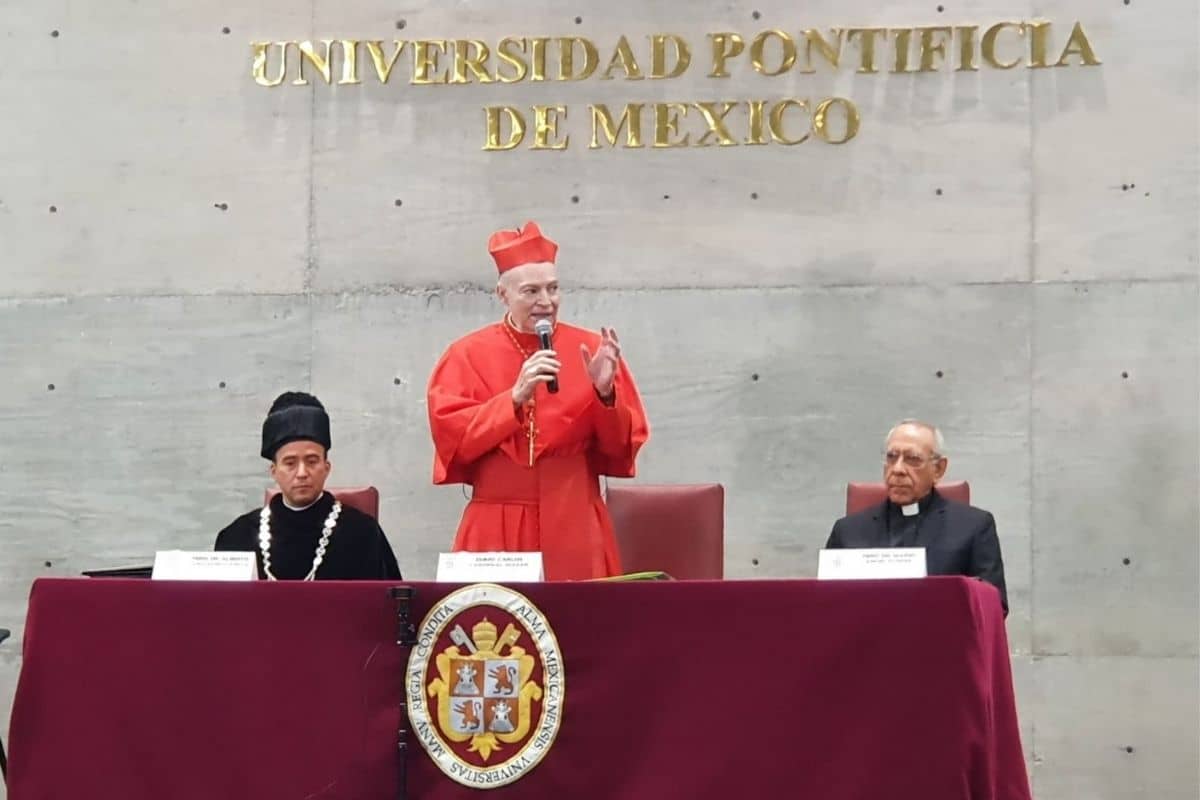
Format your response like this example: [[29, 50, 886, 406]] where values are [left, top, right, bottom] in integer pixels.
[[500, 318, 538, 466]]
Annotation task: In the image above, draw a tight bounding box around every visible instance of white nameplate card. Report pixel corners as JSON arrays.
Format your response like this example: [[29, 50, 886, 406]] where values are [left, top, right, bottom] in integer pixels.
[[152, 551, 258, 582], [817, 548, 927, 580], [436, 551, 544, 583]]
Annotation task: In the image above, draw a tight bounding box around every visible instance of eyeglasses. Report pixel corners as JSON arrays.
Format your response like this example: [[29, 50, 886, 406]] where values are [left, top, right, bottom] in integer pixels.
[[883, 450, 944, 468]]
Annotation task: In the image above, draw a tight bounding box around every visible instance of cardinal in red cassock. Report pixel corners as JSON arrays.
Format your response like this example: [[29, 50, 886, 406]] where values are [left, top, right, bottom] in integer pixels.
[[426, 221, 650, 580]]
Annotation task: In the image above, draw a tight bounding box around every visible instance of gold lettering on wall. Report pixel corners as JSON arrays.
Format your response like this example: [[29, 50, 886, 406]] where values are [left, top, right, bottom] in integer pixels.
[[601, 36, 645, 80], [412, 40, 448, 84], [1028, 22, 1053, 68], [650, 35, 691, 79], [589, 104, 646, 149], [813, 97, 861, 144], [768, 99, 809, 145], [531, 105, 569, 149], [917, 27, 952, 72], [955, 26, 979, 71], [251, 42, 287, 87], [801, 29, 843, 72], [337, 41, 361, 85], [293, 40, 333, 85], [708, 33, 745, 78], [692, 101, 739, 146], [891, 28, 914, 73], [252, 21, 1101, 153], [484, 106, 526, 150], [981, 23, 1026, 69], [750, 30, 797, 76], [365, 41, 406, 82], [845, 28, 887, 74], [652, 102, 690, 147], [529, 37, 550, 81], [255, 23, 1101, 86], [745, 100, 769, 145], [451, 40, 494, 84], [558, 37, 600, 81], [1056, 22, 1101, 66], [496, 38, 528, 83]]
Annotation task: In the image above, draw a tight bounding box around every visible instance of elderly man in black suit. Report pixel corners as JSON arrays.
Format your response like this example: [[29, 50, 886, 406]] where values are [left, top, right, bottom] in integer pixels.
[[825, 419, 1008, 616]]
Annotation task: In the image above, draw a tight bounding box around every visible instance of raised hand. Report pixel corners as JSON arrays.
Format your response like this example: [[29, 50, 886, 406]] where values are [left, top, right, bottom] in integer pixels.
[[580, 327, 621, 400]]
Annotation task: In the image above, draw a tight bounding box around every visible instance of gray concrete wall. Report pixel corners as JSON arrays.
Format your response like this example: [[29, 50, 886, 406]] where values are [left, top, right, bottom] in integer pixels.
[[0, 1, 1196, 797]]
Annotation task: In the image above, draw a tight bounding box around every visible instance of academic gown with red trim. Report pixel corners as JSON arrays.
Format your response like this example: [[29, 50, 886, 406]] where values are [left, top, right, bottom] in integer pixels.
[[427, 320, 649, 580]]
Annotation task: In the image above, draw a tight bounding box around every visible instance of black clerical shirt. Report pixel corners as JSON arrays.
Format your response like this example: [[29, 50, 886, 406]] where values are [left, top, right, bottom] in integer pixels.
[[825, 488, 1009, 616], [885, 491, 936, 548]]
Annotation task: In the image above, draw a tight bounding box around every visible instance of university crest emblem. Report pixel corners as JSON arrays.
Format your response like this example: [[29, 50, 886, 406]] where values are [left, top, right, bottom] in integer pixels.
[[406, 584, 564, 788]]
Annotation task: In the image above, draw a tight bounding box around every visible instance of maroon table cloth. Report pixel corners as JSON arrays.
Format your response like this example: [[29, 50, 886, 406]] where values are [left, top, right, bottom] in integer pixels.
[[7, 577, 1030, 799]]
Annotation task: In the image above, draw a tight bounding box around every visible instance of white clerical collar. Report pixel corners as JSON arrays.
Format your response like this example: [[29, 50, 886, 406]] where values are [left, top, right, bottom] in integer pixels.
[[901, 502, 921, 517], [281, 493, 323, 512]]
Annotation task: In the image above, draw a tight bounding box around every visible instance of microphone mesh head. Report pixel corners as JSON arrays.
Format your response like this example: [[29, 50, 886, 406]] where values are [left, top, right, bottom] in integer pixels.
[[533, 319, 553, 336]]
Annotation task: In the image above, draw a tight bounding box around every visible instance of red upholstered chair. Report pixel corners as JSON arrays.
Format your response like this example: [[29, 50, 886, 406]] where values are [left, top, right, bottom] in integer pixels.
[[264, 486, 380, 520], [845, 480, 970, 515], [604, 484, 725, 579], [0, 627, 7, 780]]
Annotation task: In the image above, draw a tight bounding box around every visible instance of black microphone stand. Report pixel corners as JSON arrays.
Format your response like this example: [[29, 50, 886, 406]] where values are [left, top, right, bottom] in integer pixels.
[[391, 587, 418, 800]]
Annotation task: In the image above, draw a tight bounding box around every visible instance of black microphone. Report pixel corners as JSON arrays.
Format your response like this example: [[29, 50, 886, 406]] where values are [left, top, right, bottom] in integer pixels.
[[533, 318, 558, 394]]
